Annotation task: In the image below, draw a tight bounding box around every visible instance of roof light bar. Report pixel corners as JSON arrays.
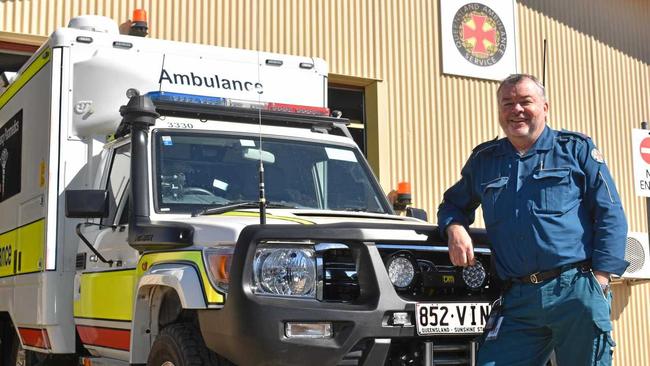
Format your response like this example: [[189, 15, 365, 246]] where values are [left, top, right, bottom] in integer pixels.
[[146, 91, 330, 116], [146, 91, 226, 106], [267, 102, 330, 116]]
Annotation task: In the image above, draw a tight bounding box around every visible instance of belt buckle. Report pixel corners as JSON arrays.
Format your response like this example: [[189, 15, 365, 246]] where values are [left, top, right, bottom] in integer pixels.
[[529, 272, 541, 284]]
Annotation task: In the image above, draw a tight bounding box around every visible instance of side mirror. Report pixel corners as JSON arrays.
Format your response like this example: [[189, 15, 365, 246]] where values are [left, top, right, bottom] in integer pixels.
[[65, 190, 109, 218], [406, 207, 428, 222]]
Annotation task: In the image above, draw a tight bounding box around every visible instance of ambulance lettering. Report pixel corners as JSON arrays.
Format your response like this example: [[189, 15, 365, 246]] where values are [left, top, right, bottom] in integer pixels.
[[158, 69, 263, 92]]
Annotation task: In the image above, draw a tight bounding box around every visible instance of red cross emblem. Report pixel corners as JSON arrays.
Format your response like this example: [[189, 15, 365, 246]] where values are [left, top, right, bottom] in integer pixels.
[[462, 14, 496, 55]]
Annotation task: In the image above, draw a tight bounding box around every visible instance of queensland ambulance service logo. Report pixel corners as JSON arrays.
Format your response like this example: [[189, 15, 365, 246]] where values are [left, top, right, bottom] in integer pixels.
[[452, 3, 507, 67]]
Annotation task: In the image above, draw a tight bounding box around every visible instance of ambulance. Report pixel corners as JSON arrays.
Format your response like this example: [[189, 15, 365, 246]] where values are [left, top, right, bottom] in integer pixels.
[[0, 14, 498, 366]]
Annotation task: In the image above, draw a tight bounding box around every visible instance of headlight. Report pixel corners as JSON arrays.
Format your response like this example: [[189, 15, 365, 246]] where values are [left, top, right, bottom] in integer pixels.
[[386, 251, 417, 290], [462, 261, 487, 289], [253, 245, 316, 298]]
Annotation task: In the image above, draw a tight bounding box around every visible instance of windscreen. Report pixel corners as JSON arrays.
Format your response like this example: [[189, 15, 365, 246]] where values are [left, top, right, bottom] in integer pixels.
[[154, 131, 388, 214]]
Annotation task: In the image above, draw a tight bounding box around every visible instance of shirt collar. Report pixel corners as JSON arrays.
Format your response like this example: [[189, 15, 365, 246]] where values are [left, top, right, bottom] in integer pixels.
[[496, 125, 553, 157]]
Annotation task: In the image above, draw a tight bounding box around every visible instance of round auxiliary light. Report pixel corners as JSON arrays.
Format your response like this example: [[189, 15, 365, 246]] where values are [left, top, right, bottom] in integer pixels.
[[462, 261, 487, 289], [386, 252, 417, 289]]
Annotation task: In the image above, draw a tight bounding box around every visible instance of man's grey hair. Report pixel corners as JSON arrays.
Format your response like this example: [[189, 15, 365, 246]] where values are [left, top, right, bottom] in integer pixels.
[[497, 73, 546, 101]]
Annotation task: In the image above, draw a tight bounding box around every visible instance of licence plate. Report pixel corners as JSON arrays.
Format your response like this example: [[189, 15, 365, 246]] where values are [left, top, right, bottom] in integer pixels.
[[416, 302, 491, 335]]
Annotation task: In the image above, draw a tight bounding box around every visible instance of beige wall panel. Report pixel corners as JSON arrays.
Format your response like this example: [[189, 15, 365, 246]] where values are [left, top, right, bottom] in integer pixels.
[[1, 1, 649, 364], [612, 280, 650, 366]]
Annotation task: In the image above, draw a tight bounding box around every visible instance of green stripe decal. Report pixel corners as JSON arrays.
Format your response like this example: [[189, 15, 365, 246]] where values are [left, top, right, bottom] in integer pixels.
[[0, 47, 51, 110], [138, 251, 225, 305], [218, 211, 314, 225]]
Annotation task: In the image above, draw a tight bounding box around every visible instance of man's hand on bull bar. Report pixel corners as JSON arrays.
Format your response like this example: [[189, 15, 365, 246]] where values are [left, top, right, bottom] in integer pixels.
[[446, 223, 476, 267]]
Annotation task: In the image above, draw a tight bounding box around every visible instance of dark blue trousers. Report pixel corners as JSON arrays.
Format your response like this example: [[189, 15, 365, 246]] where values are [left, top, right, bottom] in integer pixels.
[[477, 268, 615, 366]]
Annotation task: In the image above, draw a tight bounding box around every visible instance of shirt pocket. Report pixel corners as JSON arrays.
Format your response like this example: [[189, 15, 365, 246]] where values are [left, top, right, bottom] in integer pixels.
[[480, 176, 509, 225], [531, 167, 574, 214]]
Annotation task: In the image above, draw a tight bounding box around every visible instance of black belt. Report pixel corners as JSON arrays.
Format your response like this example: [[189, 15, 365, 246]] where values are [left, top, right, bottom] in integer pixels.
[[512, 260, 591, 284]]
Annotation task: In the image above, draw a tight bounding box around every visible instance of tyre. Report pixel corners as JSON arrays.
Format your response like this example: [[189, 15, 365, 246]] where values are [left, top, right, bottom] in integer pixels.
[[1, 324, 74, 366], [1, 325, 25, 366], [147, 323, 229, 366], [5, 335, 42, 366]]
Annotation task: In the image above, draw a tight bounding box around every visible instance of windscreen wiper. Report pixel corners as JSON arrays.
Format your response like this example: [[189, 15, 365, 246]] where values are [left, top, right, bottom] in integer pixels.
[[192, 201, 297, 217]]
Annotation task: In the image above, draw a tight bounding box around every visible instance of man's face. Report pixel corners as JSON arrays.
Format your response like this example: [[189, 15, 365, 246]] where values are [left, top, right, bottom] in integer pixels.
[[497, 79, 548, 146]]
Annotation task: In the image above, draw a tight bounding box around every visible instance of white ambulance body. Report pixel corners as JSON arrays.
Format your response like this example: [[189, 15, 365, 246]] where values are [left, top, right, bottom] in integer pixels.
[[0, 15, 496, 366], [0, 15, 329, 362]]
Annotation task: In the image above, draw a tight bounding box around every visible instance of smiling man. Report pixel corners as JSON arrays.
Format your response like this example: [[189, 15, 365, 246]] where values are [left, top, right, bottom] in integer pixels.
[[437, 74, 628, 365]]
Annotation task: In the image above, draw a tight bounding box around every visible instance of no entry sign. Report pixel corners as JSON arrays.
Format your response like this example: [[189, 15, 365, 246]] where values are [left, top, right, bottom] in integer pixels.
[[632, 129, 650, 197], [641, 137, 650, 164]]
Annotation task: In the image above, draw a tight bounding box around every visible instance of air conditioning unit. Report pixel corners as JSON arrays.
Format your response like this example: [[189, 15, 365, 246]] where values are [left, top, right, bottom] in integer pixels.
[[619, 232, 650, 279]]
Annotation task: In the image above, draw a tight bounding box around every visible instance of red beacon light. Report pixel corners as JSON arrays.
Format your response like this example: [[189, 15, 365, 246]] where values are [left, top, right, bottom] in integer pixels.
[[266, 102, 330, 116], [129, 9, 148, 37], [145, 92, 331, 117]]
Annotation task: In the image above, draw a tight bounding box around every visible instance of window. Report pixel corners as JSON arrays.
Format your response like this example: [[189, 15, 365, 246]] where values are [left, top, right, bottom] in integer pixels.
[[328, 86, 366, 155], [0, 41, 36, 74], [153, 132, 388, 214], [102, 144, 131, 226]]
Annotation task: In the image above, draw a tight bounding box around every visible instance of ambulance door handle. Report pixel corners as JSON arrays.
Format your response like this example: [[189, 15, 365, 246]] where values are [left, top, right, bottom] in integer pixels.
[[17, 251, 21, 272], [13, 250, 17, 274]]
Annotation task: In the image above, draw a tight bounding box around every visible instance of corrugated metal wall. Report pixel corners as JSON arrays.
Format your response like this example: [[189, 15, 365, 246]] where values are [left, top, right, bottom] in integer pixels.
[[1, 0, 649, 364]]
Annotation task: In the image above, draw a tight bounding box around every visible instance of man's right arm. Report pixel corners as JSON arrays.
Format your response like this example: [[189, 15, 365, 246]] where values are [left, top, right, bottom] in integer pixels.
[[437, 159, 481, 267], [446, 223, 476, 267]]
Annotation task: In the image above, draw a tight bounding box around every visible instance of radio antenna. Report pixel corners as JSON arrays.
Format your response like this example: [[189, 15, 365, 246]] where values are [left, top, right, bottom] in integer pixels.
[[256, 10, 266, 225], [542, 39, 547, 87]]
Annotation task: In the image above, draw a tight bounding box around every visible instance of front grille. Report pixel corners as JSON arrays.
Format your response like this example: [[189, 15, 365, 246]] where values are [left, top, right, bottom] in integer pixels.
[[387, 337, 478, 366], [322, 247, 359, 302], [378, 245, 499, 301], [335, 337, 479, 366], [336, 339, 369, 366], [319, 243, 500, 302]]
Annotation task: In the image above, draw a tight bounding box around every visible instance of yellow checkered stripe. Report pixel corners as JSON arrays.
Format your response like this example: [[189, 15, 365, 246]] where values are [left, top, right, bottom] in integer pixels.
[[0, 219, 45, 278], [74, 268, 136, 321]]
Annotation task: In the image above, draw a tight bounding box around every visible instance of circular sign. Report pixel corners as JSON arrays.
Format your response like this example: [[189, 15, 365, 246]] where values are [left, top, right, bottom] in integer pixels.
[[452, 3, 507, 67], [640, 137, 650, 164]]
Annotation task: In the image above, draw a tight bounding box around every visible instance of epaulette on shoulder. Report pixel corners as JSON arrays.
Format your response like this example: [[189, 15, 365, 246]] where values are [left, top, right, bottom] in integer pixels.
[[471, 136, 500, 157], [557, 129, 591, 142]]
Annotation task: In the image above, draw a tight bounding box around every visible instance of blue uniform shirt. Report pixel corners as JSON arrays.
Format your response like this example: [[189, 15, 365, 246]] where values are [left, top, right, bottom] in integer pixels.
[[437, 126, 629, 279]]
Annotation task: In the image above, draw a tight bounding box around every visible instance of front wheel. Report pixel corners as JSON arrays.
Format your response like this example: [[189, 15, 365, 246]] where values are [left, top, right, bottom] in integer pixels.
[[147, 323, 230, 366]]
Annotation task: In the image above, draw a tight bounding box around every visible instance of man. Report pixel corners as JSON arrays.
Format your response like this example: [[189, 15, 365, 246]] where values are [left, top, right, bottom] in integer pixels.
[[437, 74, 628, 365]]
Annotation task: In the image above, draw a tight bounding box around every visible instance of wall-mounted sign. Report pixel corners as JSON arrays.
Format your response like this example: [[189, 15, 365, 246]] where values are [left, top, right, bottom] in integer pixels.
[[632, 128, 650, 197], [441, 0, 518, 81]]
